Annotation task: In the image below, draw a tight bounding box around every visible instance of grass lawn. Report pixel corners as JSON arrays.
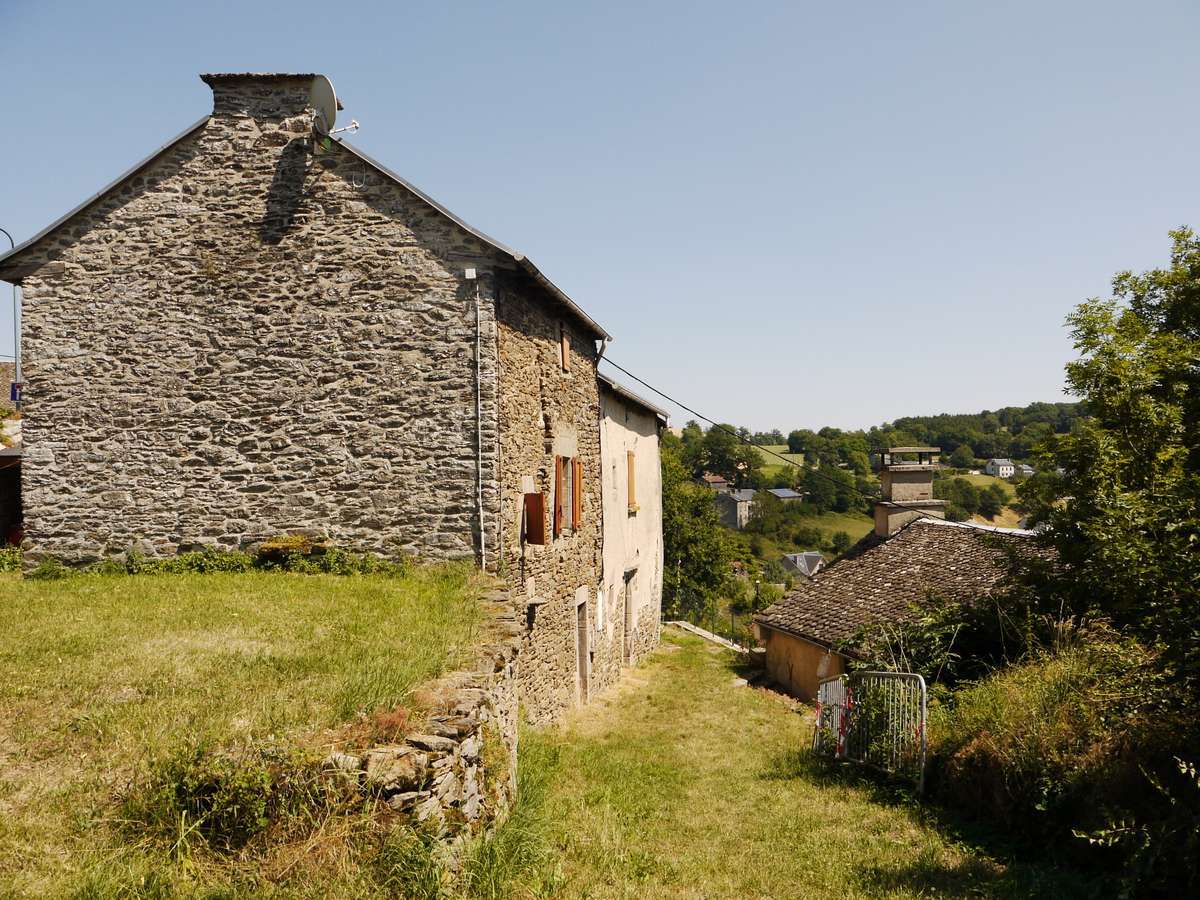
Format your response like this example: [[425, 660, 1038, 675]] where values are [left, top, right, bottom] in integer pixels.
[[504, 630, 1096, 899], [755, 444, 807, 477], [0, 565, 484, 896]]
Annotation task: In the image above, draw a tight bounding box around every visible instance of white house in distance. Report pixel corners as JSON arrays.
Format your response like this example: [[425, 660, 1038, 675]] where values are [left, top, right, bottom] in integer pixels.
[[598, 374, 667, 673], [985, 458, 1016, 478]]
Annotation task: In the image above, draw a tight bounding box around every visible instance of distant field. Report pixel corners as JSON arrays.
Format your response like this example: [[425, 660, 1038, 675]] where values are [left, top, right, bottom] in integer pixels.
[[958, 472, 1017, 498], [754, 444, 806, 476]]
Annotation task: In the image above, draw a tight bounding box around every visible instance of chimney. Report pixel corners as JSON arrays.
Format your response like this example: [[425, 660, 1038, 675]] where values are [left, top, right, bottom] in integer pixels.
[[873, 447, 947, 538], [201, 73, 334, 122]]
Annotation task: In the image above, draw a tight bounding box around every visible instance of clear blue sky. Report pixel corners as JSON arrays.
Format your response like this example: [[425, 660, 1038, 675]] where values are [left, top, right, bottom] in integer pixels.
[[3, 1, 1197, 430]]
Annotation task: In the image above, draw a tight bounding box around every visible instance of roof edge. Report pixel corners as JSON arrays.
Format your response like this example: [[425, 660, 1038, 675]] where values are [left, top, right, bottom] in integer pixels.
[[0, 117, 211, 281], [598, 372, 669, 422], [336, 139, 613, 341]]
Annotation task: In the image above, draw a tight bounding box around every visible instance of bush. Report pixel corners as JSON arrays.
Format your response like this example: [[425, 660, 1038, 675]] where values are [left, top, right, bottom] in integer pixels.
[[926, 633, 1198, 891], [0, 546, 19, 573]]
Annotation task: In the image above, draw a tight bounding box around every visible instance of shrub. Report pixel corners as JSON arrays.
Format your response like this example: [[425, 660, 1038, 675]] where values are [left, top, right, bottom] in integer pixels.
[[0, 546, 19, 573]]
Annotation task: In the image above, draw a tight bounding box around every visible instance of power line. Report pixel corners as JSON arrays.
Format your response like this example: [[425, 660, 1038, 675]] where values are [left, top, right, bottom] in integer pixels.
[[599, 355, 948, 522]]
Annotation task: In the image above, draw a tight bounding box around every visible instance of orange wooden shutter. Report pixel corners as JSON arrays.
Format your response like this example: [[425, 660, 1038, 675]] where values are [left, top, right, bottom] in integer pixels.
[[560, 326, 570, 372], [523, 492, 547, 545], [626, 450, 637, 509], [572, 459, 583, 527], [553, 456, 564, 537]]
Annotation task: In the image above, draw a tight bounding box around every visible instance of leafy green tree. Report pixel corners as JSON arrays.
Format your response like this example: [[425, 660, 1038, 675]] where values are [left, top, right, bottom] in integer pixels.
[[660, 433, 733, 619], [1017, 227, 1200, 692], [700, 424, 763, 488], [831, 531, 852, 554], [949, 444, 975, 469], [976, 484, 1005, 519]]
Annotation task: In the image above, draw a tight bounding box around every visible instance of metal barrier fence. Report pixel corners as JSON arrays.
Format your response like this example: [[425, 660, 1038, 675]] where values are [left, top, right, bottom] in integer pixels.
[[812, 671, 928, 793]]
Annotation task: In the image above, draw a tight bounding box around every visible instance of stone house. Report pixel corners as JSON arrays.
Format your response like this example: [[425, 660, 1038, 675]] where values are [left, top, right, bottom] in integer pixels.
[[597, 373, 666, 676], [753, 448, 1039, 700], [0, 72, 655, 722], [716, 488, 756, 529]]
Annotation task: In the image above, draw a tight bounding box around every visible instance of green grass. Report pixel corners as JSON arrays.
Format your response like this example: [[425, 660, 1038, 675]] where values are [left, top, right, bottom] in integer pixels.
[[497, 630, 1097, 899], [755, 443, 807, 476], [0, 565, 484, 896]]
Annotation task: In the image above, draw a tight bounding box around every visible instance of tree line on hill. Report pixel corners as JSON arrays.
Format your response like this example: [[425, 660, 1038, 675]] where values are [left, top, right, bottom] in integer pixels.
[[750, 399, 1085, 468]]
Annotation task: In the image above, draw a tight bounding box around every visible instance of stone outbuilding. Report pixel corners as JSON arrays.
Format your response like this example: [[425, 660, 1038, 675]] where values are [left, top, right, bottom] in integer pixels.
[[753, 448, 1036, 700], [0, 72, 659, 722]]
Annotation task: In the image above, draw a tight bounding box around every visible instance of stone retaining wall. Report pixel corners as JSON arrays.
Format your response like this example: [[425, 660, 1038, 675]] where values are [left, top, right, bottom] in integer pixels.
[[326, 588, 522, 849]]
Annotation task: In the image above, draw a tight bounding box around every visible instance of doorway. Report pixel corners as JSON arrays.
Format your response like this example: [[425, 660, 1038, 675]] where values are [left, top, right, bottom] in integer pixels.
[[575, 599, 589, 703], [622, 569, 637, 664]]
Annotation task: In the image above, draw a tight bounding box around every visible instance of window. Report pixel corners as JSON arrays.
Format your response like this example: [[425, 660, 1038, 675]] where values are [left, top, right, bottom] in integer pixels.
[[523, 491, 547, 545], [626, 450, 638, 512], [559, 323, 570, 372], [554, 455, 584, 537]]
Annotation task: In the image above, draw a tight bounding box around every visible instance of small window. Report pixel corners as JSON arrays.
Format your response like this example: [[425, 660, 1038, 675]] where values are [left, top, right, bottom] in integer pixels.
[[559, 323, 570, 372], [626, 450, 637, 512]]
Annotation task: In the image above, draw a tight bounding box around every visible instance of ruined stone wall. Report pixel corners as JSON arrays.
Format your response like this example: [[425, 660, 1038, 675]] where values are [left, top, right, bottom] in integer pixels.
[[328, 589, 522, 850], [495, 279, 617, 724], [12, 75, 505, 564]]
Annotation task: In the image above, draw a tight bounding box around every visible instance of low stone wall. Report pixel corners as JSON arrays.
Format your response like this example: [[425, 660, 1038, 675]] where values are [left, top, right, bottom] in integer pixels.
[[325, 589, 522, 851]]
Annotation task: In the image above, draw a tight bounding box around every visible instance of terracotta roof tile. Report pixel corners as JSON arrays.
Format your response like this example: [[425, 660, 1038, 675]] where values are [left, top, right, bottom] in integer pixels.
[[753, 519, 1043, 650]]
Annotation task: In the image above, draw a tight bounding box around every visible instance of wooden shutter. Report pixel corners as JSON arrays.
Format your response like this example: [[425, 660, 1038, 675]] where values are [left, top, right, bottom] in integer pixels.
[[560, 325, 570, 372], [626, 450, 637, 510], [523, 492, 547, 545], [553, 456, 564, 537], [572, 459, 583, 528]]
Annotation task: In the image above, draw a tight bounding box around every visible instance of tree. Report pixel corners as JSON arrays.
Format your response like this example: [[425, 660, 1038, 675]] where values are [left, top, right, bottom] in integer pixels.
[[700, 424, 763, 488], [1016, 227, 1200, 691], [949, 444, 975, 469], [976, 484, 1005, 519], [831, 531, 852, 554], [660, 433, 733, 619]]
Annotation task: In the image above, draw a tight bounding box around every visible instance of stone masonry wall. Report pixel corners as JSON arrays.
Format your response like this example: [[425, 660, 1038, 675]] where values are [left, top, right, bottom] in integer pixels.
[[326, 588, 522, 851], [11, 75, 506, 564], [495, 277, 621, 724]]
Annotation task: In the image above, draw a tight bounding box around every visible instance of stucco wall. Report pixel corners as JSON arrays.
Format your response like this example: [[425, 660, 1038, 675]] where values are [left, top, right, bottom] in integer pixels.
[[598, 386, 663, 674], [11, 75, 508, 565], [761, 626, 846, 701], [495, 278, 614, 724]]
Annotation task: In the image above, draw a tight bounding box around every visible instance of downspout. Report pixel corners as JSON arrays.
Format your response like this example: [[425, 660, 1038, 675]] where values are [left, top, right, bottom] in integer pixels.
[[468, 267, 486, 570]]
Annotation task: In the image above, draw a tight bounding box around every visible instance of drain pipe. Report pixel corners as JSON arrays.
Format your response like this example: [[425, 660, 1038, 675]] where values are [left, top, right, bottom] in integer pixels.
[[467, 267, 486, 570]]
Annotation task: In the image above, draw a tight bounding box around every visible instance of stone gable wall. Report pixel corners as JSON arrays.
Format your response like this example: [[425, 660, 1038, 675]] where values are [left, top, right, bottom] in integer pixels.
[[13, 77, 505, 565]]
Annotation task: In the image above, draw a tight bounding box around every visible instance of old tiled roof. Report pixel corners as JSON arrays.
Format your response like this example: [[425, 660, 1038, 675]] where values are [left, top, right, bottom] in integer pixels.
[[754, 519, 1040, 651]]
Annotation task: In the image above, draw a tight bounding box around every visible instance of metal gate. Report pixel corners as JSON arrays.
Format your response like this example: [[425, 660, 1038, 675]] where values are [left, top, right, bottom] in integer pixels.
[[812, 671, 928, 792]]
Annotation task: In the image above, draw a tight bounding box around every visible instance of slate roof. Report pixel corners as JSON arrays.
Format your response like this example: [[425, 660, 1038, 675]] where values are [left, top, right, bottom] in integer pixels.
[[767, 488, 804, 500], [987, 458, 1014, 466], [754, 519, 1040, 652], [725, 489, 757, 503], [782, 551, 825, 577]]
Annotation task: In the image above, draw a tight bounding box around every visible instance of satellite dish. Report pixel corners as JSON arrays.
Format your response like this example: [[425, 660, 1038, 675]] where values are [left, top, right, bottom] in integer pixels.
[[310, 75, 337, 135]]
